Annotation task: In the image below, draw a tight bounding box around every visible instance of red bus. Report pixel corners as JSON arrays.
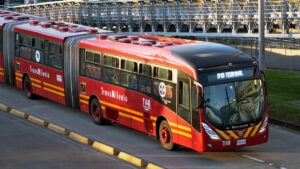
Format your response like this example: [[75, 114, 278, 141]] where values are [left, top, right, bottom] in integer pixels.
[[76, 34, 268, 151], [0, 10, 44, 83], [3, 17, 268, 151], [11, 20, 110, 105]]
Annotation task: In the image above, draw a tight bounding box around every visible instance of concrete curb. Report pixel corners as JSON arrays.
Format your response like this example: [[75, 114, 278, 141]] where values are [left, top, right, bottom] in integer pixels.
[[0, 103, 11, 112], [48, 123, 69, 135], [28, 115, 48, 127], [146, 163, 165, 169], [10, 108, 28, 119], [269, 117, 300, 132], [69, 132, 93, 145], [118, 152, 146, 167], [92, 141, 117, 155]]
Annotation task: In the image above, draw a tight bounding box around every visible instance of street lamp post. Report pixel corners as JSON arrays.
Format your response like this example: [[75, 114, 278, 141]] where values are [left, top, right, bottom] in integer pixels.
[[258, 0, 265, 71]]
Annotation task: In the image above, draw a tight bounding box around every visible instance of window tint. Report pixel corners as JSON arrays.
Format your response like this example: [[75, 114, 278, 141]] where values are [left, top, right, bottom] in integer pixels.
[[86, 51, 100, 64], [79, 48, 85, 76], [104, 55, 119, 68], [153, 67, 172, 81], [139, 76, 151, 94], [179, 81, 189, 108], [120, 72, 137, 90], [103, 67, 119, 85], [139, 64, 151, 76], [121, 60, 137, 72], [178, 81, 190, 123], [19, 46, 31, 60], [86, 63, 101, 80], [48, 42, 63, 69], [20, 34, 31, 46]]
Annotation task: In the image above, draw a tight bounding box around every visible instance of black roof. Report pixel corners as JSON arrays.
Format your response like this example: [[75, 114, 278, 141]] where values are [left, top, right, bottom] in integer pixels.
[[167, 42, 256, 70]]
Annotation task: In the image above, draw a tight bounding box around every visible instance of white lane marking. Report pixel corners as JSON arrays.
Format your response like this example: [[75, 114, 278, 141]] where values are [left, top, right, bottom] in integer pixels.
[[241, 155, 265, 163], [242, 155, 287, 169]]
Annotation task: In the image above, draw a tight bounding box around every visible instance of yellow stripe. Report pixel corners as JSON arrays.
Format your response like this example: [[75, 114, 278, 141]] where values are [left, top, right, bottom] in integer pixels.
[[101, 106, 106, 110], [44, 87, 65, 97], [169, 122, 191, 132], [80, 94, 89, 100], [0, 72, 3, 76], [216, 129, 230, 140], [150, 116, 157, 121], [100, 100, 143, 117], [15, 72, 22, 77], [31, 77, 41, 84], [119, 112, 144, 123], [43, 82, 64, 92], [244, 127, 253, 138], [227, 131, 239, 139], [32, 83, 41, 89], [153, 123, 156, 127], [16, 77, 22, 82], [80, 99, 89, 104], [251, 122, 262, 136], [0, 67, 3, 71], [172, 129, 192, 138]]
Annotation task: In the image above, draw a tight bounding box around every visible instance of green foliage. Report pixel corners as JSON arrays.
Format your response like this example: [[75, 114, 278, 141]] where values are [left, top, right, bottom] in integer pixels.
[[266, 69, 300, 125]]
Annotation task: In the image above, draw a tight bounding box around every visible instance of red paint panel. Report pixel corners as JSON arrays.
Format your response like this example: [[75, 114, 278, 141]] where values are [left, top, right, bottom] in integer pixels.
[[15, 57, 66, 105]]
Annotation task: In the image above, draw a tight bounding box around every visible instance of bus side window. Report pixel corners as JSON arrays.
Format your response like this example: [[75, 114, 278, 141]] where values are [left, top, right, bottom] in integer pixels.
[[48, 42, 63, 69], [79, 48, 86, 76], [32, 38, 44, 64], [178, 81, 191, 123], [120, 59, 137, 90], [19, 34, 32, 60], [85, 51, 101, 80], [103, 55, 119, 85], [138, 64, 152, 94]]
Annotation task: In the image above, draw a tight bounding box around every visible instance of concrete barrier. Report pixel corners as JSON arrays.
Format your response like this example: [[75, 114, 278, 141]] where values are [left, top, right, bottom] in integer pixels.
[[92, 141, 117, 155], [118, 152, 146, 167], [9, 109, 28, 119], [146, 163, 165, 169], [48, 123, 69, 135], [28, 115, 48, 127], [0, 103, 11, 112], [69, 132, 92, 145]]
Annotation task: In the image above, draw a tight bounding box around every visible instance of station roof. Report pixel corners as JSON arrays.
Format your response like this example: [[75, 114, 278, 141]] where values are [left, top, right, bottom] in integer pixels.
[[14, 21, 111, 43]]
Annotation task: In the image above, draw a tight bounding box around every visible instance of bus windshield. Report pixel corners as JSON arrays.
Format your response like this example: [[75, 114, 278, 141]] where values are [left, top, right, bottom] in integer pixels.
[[203, 79, 265, 130]]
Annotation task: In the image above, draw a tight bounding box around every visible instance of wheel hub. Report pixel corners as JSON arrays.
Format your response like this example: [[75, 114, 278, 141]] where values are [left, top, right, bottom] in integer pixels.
[[161, 127, 170, 143], [92, 104, 99, 120]]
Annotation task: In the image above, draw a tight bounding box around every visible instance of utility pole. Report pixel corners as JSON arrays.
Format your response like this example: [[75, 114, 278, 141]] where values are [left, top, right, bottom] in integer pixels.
[[258, 0, 265, 71]]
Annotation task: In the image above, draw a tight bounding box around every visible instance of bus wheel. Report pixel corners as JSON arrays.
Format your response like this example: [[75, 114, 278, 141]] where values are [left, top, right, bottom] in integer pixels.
[[90, 98, 104, 125], [24, 76, 33, 99], [159, 120, 175, 150]]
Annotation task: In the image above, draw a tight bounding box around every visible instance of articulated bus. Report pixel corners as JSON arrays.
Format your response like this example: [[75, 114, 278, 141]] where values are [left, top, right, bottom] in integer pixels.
[[1, 13, 268, 151], [0, 10, 44, 83]]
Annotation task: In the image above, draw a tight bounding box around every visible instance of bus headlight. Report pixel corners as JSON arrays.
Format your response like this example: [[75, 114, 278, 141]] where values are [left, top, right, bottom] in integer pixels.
[[259, 116, 268, 133], [202, 123, 220, 140]]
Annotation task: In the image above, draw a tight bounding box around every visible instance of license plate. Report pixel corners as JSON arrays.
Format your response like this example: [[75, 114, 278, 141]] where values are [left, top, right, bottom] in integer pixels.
[[237, 139, 246, 146]]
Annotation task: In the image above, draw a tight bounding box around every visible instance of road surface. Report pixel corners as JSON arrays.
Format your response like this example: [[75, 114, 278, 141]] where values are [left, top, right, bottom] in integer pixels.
[[0, 83, 299, 169]]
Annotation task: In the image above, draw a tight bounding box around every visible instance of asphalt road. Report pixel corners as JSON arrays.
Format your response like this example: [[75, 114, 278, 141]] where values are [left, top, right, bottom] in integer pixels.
[[0, 109, 139, 169], [0, 83, 300, 169]]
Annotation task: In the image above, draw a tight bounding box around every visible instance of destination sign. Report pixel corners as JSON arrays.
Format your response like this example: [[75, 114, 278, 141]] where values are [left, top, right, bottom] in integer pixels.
[[198, 67, 256, 84], [216, 70, 244, 80]]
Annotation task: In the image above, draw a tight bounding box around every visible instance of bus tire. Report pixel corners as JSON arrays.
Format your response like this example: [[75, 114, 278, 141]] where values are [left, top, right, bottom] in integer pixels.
[[23, 76, 34, 99], [90, 98, 104, 125], [159, 120, 175, 151]]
